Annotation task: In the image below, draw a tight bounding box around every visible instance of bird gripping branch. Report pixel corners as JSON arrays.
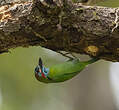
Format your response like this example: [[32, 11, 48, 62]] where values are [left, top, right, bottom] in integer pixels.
[[34, 57, 99, 83]]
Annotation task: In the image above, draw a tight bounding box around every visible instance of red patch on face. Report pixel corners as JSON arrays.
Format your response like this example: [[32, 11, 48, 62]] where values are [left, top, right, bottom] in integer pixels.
[[41, 73, 46, 78]]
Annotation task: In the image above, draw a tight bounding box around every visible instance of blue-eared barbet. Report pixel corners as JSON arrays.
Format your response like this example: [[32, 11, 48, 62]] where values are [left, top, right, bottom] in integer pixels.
[[34, 57, 99, 83]]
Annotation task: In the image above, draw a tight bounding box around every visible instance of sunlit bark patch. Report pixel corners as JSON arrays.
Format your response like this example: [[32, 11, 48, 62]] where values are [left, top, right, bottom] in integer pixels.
[[0, 1, 33, 23], [0, 5, 11, 22]]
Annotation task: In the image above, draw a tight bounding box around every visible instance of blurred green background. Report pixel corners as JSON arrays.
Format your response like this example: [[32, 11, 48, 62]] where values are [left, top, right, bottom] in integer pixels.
[[0, 47, 116, 110], [0, 0, 119, 110]]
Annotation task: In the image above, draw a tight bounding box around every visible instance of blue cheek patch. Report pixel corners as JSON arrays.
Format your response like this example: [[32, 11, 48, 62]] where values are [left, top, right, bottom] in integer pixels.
[[37, 67, 49, 77], [43, 67, 49, 76]]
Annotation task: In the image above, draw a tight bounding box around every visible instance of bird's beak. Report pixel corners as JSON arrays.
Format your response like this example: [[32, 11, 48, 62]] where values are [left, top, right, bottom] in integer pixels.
[[39, 58, 43, 67]]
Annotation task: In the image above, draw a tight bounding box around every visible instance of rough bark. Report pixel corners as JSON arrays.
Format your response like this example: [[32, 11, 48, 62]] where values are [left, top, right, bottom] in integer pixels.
[[0, 0, 119, 61]]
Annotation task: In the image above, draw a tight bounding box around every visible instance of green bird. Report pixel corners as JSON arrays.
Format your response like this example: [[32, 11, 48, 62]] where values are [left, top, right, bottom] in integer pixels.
[[34, 57, 99, 83]]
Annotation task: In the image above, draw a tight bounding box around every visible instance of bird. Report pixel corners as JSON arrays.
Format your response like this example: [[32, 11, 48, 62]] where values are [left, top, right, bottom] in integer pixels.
[[34, 57, 99, 83]]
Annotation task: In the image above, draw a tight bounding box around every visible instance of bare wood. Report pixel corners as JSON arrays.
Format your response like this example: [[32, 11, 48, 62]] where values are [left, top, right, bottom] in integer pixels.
[[0, 0, 119, 61]]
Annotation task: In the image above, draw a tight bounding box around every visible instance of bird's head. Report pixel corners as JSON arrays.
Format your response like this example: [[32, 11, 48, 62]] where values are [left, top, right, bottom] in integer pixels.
[[34, 58, 50, 83]]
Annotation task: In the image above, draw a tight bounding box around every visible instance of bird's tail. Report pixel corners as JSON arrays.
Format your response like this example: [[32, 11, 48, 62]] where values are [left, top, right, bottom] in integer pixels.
[[83, 57, 99, 65]]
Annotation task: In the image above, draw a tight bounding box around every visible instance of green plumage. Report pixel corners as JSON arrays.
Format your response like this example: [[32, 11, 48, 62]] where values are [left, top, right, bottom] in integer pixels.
[[35, 58, 99, 83]]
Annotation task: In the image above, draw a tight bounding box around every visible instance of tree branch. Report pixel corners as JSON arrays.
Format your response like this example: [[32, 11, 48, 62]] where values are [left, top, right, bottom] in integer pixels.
[[0, 0, 119, 61]]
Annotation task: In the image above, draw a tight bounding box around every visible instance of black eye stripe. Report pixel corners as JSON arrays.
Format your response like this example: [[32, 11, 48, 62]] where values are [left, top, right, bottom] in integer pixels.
[[44, 68, 47, 73], [35, 67, 40, 73]]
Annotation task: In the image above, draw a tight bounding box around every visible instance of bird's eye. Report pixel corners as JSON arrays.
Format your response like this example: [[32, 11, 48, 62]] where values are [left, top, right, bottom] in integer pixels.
[[44, 68, 47, 73]]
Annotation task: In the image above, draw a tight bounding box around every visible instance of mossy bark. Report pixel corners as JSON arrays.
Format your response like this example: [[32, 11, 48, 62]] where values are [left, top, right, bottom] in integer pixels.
[[0, 0, 119, 61]]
